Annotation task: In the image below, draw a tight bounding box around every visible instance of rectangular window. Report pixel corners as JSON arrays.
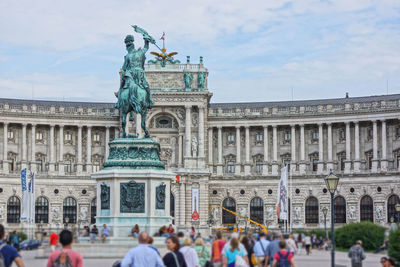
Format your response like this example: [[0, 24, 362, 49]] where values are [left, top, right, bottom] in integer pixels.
[[256, 161, 263, 173], [227, 161, 235, 173], [312, 158, 318, 171], [256, 133, 263, 143], [7, 130, 14, 139], [36, 131, 43, 141], [93, 133, 100, 142], [65, 132, 72, 141], [284, 132, 291, 142], [227, 134, 235, 143], [340, 156, 345, 171], [312, 132, 319, 141]]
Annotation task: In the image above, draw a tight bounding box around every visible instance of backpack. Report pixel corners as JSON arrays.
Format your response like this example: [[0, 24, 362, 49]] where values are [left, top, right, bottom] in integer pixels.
[[0, 243, 7, 267], [277, 251, 291, 267], [52, 249, 73, 267]]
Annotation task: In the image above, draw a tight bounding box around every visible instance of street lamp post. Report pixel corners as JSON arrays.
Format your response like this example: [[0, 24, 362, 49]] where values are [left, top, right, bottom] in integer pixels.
[[322, 207, 328, 240], [324, 170, 340, 267]]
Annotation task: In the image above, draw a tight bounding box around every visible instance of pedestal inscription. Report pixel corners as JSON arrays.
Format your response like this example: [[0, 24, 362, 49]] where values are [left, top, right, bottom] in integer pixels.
[[120, 181, 145, 213]]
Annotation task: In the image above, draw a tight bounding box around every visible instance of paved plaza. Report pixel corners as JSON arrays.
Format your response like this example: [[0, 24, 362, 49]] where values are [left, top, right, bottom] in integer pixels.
[[18, 248, 384, 267]]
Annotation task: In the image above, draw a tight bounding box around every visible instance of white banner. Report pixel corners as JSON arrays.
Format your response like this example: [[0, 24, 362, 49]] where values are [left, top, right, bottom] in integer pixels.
[[20, 168, 29, 222], [191, 188, 199, 221], [277, 166, 289, 220], [29, 172, 35, 223]]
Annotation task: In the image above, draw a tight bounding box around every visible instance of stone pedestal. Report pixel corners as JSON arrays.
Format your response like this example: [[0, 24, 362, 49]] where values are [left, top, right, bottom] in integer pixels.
[[92, 138, 174, 238]]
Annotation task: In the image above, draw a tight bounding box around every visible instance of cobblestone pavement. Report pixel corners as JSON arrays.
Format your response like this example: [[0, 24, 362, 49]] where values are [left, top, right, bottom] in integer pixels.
[[19, 248, 384, 267]]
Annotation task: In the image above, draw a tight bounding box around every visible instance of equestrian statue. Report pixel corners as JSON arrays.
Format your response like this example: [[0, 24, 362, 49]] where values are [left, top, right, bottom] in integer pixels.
[[115, 25, 158, 138]]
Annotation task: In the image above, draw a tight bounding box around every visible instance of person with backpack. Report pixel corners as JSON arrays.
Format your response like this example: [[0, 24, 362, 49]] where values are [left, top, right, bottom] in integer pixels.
[[163, 236, 188, 267], [46, 229, 83, 267], [271, 240, 296, 267], [348, 240, 366, 267], [253, 232, 270, 267], [0, 224, 25, 267], [211, 231, 226, 267]]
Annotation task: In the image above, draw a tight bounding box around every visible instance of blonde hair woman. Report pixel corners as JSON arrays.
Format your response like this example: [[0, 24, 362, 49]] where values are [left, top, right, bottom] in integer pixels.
[[223, 237, 249, 267], [180, 237, 199, 267], [194, 238, 211, 267]]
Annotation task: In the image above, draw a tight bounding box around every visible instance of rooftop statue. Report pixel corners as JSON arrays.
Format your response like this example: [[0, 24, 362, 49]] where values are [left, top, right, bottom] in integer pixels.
[[115, 25, 156, 138]]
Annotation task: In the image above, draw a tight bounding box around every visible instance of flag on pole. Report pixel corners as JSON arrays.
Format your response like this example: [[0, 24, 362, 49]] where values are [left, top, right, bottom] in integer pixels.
[[160, 32, 165, 40], [29, 172, 35, 223], [276, 165, 289, 220], [20, 168, 29, 222]]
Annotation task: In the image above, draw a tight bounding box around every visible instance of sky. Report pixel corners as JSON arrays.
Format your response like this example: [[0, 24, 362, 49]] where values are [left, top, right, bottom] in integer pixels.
[[0, 0, 399, 104]]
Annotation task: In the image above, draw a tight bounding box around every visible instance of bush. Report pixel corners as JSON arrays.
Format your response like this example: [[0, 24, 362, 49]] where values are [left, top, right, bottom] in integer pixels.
[[17, 232, 27, 242], [388, 228, 400, 262], [335, 221, 385, 250]]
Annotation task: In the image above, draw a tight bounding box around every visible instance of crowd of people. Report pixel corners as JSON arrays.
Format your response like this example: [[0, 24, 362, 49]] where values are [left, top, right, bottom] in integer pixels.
[[0, 222, 399, 267]]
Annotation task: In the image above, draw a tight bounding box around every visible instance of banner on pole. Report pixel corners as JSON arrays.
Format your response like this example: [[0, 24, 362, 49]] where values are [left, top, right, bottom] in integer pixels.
[[191, 188, 199, 221], [20, 168, 29, 222], [276, 166, 288, 220]]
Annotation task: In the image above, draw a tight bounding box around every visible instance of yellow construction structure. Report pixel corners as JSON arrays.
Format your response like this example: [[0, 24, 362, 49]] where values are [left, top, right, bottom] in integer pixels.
[[209, 206, 268, 234]]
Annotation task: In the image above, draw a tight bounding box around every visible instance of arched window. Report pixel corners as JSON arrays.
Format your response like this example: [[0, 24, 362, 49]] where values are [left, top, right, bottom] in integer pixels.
[[63, 197, 77, 224], [334, 196, 346, 223], [35, 197, 49, 223], [360, 195, 373, 222], [305, 197, 319, 224], [170, 194, 175, 225], [388, 195, 399, 223], [222, 198, 236, 224], [91, 198, 96, 224], [7, 196, 20, 223], [250, 197, 264, 224]]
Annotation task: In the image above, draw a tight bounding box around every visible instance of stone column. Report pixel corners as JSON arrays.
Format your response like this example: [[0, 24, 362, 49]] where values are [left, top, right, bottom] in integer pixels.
[[178, 133, 183, 167], [371, 120, 378, 172], [105, 126, 110, 160], [48, 124, 55, 172], [290, 125, 296, 173], [185, 105, 192, 157], [381, 120, 388, 171], [199, 181, 209, 227], [114, 127, 119, 139], [77, 125, 83, 174], [135, 114, 141, 138], [271, 125, 278, 175], [235, 126, 241, 175], [244, 126, 251, 175], [344, 122, 351, 173], [58, 125, 64, 175], [198, 107, 205, 158], [299, 124, 306, 174], [353, 122, 360, 172], [21, 123, 27, 169], [86, 126, 92, 173], [317, 123, 324, 174], [30, 124, 36, 172], [326, 123, 333, 171], [2, 123, 8, 174], [262, 126, 269, 175], [217, 126, 223, 175], [179, 181, 186, 227], [208, 128, 213, 172]]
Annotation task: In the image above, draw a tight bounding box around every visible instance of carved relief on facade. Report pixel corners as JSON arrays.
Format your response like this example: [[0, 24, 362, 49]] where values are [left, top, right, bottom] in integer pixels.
[[79, 206, 88, 221], [375, 205, 384, 222], [294, 206, 301, 221], [160, 148, 172, 163], [348, 205, 356, 220], [265, 206, 274, 221], [192, 112, 198, 127], [192, 136, 198, 157]]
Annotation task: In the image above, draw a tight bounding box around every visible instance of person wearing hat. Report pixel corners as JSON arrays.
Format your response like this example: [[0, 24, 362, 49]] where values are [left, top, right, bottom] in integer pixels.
[[348, 240, 366, 267]]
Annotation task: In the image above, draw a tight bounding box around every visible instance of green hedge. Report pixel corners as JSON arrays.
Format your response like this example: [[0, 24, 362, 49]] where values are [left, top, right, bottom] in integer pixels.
[[335, 221, 385, 250], [388, 228, 400, 262]]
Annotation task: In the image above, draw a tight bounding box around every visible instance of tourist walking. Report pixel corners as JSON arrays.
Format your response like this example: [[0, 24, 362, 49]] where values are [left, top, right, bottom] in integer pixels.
[[296, 234, 302, 255], [271, 240, 296, 267], [222, 232, 248, 257], [101, 224, 111, 243], [194, 237, 211, 267], [241, 235, 255, 267], [46, 230, 83, 267], [11, 231, 20, 251], [211, 231, 226, 267], [265, 232, 286, 267], [180, 237, 200, 267], [120, 232, 163, 267], [163, 236, 188, 267], [348, 240, 366, 267], [303, 234, 311, 255], [223, 237, 249, 267], [90, 225, 99, 242], [253, 232, 270, 267], [0, 224, 25, 267], [286, 234, 297, 255], [49, 231, 58, 252]]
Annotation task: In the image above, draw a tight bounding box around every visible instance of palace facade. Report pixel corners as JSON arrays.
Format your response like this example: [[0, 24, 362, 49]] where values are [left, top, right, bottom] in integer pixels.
[[0, 59, 399, 234]]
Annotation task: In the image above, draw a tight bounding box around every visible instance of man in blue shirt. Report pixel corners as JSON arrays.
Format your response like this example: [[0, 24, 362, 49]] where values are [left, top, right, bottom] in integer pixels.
[[0, 224, 25, 267], [264, 232, 287, 267], [253, 232, 270, 267], [101, 224, 111, 243], [121, 231, 163, 267]]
